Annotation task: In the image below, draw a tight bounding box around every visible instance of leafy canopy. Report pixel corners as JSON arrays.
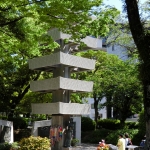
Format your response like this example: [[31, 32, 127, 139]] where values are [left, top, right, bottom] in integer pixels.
[[0, 0, 119, 115], [76, 50, 142, 123]]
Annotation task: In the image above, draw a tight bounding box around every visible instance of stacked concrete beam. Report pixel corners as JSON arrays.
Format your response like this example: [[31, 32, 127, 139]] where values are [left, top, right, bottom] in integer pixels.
[[29, 28, 103, 150]]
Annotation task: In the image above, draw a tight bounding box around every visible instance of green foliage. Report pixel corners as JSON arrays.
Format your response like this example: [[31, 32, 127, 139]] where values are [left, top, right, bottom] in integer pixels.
[[9, 117, 28, 130], [97, 119, 138, 130], [106, 16, 137, 57], [81, 128, 140, 145], [138, 110, 146, 134], [11, 142, 19, 149], [81, 117, 96, 131], [71, 138, 79, 146], [125, 121, 139, 129], [105, 129, 138, 145], [81, 128, 110, 143], [0, 0, 119, 115], [78, 50, 143, 123], [14, 129, 31, 142], [0, 116, 7, 120], [19, 136, 50, 150], [0, 143, 11, 150], [97, 119, 121, 130], [81, 118, 140, 145]]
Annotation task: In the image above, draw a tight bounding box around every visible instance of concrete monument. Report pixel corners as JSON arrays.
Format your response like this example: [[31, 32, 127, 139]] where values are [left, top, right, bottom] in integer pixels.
[[0, 120, 13, 143], [29, 28, 103, 150]]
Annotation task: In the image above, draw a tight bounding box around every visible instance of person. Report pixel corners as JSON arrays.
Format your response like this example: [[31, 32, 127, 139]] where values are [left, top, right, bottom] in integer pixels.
[[64, 125, 73, 147], [117, 134, 125, 150], [140, 135, 146, 148], [125, 133, 132, 150]]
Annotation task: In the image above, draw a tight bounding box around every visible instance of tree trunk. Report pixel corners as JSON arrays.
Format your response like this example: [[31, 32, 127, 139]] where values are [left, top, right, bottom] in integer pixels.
[[106, 95, 112, 118], [125, 0, 150, 149], [94, 96, 99, 124], [143, 81, 150, 149]]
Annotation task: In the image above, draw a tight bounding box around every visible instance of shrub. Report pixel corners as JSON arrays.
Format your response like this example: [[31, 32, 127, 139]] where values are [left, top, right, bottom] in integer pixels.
[[0, 143, 11, 150], [0, 116, 7, 120], [9, 117, 28, 129], [19, 136, 50, 150], [105, 129, 138, 145], [14, 129, 31, 142], [71, 138, 79, 146], [97, 119, 121, 130], [81, 128, 110, 143], [81, 117, 96, 131], [10, 142, 19, 150], [125, 121, 138, 129]]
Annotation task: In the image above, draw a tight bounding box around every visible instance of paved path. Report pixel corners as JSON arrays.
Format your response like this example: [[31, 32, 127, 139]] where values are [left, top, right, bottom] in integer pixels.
[[74, 143, 98, 150]]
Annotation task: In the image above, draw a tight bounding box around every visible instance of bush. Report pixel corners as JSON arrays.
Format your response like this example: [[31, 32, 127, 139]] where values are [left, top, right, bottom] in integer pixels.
[[19, 136, 50, 150], [14, 129, 31, 142], [125, 121, 139, 129], [0, 116, 7, 120], [0, 143, 11, 150], [81, 117, 96, 131], [10, 142, 19, 150], [105, 129, 138, 145], [97, 119, 121, 130], [81, 128, 110, 143], [9, 117, 28, 129], [71, 138, 79, 146]]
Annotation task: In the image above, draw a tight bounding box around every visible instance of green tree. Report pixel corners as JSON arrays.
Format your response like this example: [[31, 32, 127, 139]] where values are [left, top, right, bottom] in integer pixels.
[[106, 16, 137, 56], [77, 50, 142, 125], [0, 0, 119, 117], [124, 0, 150, 147]]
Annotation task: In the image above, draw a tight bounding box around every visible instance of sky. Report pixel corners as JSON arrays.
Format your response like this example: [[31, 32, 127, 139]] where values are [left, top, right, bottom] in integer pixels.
[[103, 0, 147, 12], [103, 0, 122, 11]]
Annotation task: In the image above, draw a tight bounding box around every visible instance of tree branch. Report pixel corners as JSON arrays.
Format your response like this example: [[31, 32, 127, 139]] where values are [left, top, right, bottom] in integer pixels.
[[0, 17, 24, 27]]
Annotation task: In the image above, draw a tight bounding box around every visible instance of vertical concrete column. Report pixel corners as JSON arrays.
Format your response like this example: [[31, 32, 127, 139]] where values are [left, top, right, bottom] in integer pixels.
[[51, 115, 71, 150], [52, 40, 71, 103], [52, 40, 72, 150]]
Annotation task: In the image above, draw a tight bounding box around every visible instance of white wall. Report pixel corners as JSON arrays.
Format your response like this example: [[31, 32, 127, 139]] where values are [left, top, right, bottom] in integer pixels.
[[107, 45, 128, 61], [73, 116, 81, 145]]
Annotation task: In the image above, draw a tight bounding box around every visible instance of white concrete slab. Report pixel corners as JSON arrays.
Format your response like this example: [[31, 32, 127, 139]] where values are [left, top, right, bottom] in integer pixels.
[[30, 76, 93, 93], [31, 102, 91, 115], [29, 51, 95, 72], [47, 28, 103, 50]]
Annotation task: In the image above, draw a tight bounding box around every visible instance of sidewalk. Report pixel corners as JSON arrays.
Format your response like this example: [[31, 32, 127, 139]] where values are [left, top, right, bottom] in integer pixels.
[[67, 143, 97, 150], [80, 143, 97, 149], [61, 143, 98, 150]]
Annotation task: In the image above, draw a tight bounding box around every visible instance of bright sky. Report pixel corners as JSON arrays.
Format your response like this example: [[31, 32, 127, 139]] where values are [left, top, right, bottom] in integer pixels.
[[103, 0, 147, 12]]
